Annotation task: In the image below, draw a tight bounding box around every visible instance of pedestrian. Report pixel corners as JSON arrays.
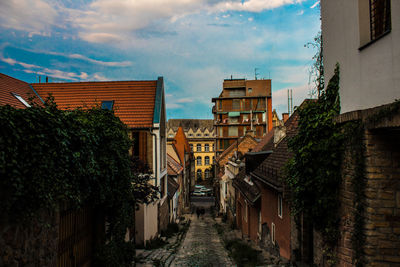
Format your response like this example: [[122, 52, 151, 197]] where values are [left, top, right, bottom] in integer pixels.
[[200, 208, 205, 219], [196, 207, 200, 219]]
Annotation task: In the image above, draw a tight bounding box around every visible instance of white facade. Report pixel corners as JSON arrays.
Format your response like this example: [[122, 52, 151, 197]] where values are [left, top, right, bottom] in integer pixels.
[[321, 0, 400, 113]]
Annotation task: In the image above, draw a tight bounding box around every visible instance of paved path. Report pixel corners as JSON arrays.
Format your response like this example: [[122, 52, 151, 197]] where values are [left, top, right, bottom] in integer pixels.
[[170, 213, 234, 267]]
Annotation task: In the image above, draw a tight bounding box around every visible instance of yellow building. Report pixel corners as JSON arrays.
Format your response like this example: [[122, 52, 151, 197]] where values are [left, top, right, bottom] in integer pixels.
[[167, 119, 215, 182]]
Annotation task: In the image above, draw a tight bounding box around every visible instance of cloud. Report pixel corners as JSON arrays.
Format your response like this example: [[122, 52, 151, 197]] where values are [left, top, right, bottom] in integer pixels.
[[310, 1, 320, 9], [176, 98, 194, 103], [0, 0, 58, 33], [248, 17, 254, 21], [272, 83, 314, 116], [1, 53, 107, 81], [297, 10, 304, 15], [213, 0, 305, 13], [68, 54, 132, 67], [166, 103, 183, 109]]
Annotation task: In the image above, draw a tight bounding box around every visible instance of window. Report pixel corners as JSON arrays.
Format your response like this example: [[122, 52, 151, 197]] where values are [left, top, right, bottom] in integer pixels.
[[228, 126, 238, 137], [219, 127, 223, 137], [190, 144, 193, 151], [229, 117, 238, 123], [197, 144, 202, 152], [197, 169, 202, 180], [370, 0, 391, 41], [196, 156, 202, 165], [248, 88, 253, 93], [205, 133, 209, 137], [205, 169, 210, 179], [278, 195, 283, 218], [271, 222, 276, 244], [101, 100, 114, 110], [168, 134, 174, 138], [232, 99, 241, 110], [205, 144, 209, 152], [12, 93, 31, 107], [218, 100, 222, 110], [212, 144, 215, 151], [189, 133, 193, 137], [213, 156, 215, 163], [258, 211, 262, 239], [197, 133, 202, 137], [205, 156, 210, 165]]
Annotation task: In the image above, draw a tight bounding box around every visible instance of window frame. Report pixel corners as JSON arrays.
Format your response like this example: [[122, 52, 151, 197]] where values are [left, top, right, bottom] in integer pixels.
[[205, 156, 210, 165], [278, 195, 283, 219], [196, 156, 202, 166], [271, 222, 276, 245]]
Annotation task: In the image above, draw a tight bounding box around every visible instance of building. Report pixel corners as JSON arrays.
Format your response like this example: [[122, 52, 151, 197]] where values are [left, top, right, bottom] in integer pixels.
[[216, 133, 258, 213], [167, 119, 215, 183], [166, 156, 181, 222], [320, 0, 400, 265], [167, 126, 194, 214], [32, 78, 168, 245], [212, 78, 272, 157]]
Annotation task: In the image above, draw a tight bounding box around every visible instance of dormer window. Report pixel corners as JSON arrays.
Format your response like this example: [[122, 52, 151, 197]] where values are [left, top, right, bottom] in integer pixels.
[[12, 93, 31, 107], [101, 100, 114, 110]]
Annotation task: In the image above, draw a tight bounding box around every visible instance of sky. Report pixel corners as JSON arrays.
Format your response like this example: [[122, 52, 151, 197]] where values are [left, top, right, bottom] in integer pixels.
[[0, 0, 321, 120]]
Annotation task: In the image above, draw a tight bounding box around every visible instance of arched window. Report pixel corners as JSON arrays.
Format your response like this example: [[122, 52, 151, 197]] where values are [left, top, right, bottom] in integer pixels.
[[197, 144, 202, 152], [197, 156, 202, 166], [205, 144, 209, 152], [197, 169, 202, 180], [189, 144, 193, 151], [205, 156, 210, 165], [205, 169, 210, 179]]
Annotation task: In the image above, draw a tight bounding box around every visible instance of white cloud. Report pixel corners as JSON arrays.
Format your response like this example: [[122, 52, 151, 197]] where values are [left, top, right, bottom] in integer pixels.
[[68, 53, 132, 67], [297, 10, 304, 15], [176, 98, 194, 103], [0, 0, 58, 33], [213, 0, 305, 13], [248, 17, 254, 22], [166, 103, 183, 109], [310, 1, 319, 9], [272, 83, 314, 116]]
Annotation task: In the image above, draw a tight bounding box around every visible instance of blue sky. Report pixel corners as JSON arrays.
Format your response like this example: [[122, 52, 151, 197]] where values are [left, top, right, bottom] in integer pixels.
[[0, 0, 321, 120]]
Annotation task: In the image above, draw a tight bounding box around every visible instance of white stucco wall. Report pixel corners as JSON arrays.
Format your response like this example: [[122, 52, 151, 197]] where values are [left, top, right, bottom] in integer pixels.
[[321, 0, 400, 114]]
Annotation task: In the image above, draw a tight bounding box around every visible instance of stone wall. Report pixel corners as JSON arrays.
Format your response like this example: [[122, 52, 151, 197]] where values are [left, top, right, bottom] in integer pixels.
[[159, 198, 169, 232], [0, 210, 59, 266], [337, 127, 400, 266]]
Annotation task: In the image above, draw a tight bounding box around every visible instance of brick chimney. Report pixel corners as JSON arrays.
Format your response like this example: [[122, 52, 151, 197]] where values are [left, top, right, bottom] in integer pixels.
[[282, 113, 289, 123]]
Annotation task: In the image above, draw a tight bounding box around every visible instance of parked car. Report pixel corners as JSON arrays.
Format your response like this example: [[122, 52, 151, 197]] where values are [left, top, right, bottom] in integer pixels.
[[192, 190, 206, 196], [200, 188, 213, 196], [194, 185, 206, 190]]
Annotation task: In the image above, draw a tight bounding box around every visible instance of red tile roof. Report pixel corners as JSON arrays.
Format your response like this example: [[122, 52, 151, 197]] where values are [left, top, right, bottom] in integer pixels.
[[172, 126, 192, 165], [0, 73, 42, 108], [32, 80, 158, 128]]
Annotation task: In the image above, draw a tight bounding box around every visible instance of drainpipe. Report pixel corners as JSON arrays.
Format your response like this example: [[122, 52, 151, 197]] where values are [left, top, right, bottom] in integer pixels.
[[150, 130, 158, 188]]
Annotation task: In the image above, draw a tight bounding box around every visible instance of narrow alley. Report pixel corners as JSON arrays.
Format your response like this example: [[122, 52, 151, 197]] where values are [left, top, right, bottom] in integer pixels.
[[170, 212, 234, 267]]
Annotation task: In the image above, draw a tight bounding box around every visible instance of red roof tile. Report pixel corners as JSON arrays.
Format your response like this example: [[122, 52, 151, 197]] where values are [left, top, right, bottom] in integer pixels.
[[0, 73, 42, 108], [172, 126, 192, 165], [32, 80, 157, 128]]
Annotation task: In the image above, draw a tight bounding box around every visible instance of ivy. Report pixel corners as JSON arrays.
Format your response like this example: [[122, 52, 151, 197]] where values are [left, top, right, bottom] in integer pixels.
[[285, 64, 343, 260], [0, 98, 158, 266]]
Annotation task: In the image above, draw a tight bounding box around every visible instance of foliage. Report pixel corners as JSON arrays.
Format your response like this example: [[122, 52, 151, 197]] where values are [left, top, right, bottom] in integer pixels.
[[0, 98, 157, 266], [161, 222, 180, 238], [285, 64, 342, 251], [305, 31, 324, 98]]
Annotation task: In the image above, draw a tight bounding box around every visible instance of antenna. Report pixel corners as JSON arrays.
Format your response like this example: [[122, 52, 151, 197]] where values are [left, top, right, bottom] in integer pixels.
[[287, 89, 293, 115], [254, 68, 259, 80]]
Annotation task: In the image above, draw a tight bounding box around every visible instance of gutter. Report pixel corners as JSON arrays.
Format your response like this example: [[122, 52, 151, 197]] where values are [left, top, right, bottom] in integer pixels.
[[150, 130, 158, 187]]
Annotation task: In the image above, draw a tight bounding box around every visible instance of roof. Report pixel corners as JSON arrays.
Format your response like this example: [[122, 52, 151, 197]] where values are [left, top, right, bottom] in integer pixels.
[[0, 73, 43, 108], [172, 126, 192, 165], [233, 168, 261, 205], [167, 176, 179, 198], [167, 119, 214, 132], [167, 153, 183, 176], [250, 105, 301, 192], [251, 128, 275, 153], [32, 78, 164, 128], [216, 133, 258, 163]]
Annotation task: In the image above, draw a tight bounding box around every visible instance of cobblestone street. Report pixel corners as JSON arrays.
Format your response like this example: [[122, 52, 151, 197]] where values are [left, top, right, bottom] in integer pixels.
[[170, 213, 234, 267]]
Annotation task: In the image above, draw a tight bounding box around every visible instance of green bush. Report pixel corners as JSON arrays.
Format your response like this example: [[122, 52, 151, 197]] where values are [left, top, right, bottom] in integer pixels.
[[0, 99, 157, 266], [224, 239, 260, 267]]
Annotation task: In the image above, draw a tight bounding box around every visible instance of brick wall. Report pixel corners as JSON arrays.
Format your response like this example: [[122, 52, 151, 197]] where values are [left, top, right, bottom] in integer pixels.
[[337, 127, 400, 266], [0, 210, 59, 266]]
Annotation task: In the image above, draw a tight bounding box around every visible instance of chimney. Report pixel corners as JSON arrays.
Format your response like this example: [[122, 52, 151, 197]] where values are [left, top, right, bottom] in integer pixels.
[[46, 76, 48, 83], [282, 113, 289, 123], [38, 76, 41, 83]]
